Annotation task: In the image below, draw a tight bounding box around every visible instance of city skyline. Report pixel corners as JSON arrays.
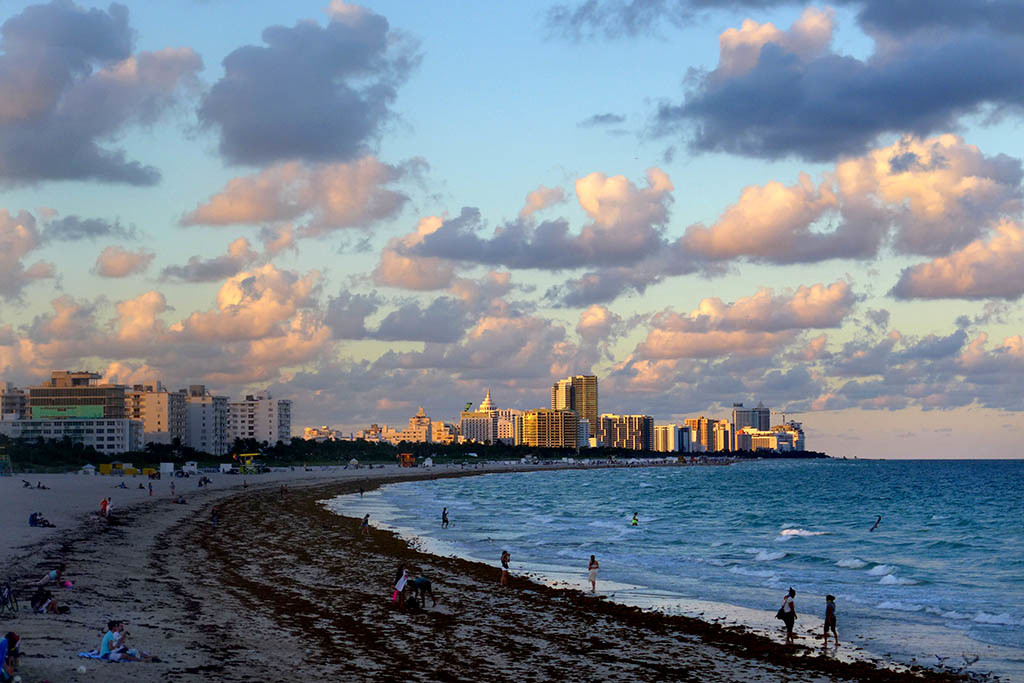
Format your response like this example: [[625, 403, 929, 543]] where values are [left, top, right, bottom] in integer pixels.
[[0, 1, 1022, 459]]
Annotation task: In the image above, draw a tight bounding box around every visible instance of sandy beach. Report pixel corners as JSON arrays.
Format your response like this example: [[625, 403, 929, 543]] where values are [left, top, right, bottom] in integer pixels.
[[0, 465, 969, 682]]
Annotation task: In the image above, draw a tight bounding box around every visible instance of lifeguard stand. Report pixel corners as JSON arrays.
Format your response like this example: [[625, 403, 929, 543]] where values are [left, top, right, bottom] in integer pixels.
[[0, 446, 12, 476], [397, 452, 415, 467], [233, 452, 259, 474]]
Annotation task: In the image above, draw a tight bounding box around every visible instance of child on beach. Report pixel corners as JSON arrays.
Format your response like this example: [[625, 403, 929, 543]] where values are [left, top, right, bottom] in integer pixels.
[[1, 632, 20, 681], [36, 563, 66, 587], [823, 595, 838, 646]]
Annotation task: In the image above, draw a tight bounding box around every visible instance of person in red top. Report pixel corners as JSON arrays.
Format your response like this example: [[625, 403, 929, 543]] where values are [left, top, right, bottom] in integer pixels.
[[100, 498, 109, 517]]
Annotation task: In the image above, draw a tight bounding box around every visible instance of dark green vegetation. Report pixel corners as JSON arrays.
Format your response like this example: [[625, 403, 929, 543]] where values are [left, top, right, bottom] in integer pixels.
[[0, 432, 827, 472]]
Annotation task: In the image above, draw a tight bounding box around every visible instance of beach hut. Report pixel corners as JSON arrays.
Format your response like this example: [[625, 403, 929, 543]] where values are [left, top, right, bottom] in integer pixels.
[[421, 457, 434, 468], [348, 458, 359, 468], [80, 464, 96, 476]]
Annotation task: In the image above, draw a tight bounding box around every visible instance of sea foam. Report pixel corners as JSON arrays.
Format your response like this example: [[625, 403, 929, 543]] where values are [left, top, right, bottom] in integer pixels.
[[867, 564, 897, 576], [836, 558, 868, 569]]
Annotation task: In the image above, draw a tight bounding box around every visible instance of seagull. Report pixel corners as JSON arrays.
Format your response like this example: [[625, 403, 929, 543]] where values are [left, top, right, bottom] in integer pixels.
[[935, 654, 949, 668], [963, 653, 980, 666]]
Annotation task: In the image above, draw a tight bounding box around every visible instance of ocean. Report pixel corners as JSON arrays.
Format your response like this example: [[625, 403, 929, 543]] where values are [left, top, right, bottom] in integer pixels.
[[325, 459, 1024, 680]]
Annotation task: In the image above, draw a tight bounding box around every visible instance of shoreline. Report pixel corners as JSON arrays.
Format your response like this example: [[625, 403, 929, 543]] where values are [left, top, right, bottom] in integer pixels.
[[1, 465, 971, 681]]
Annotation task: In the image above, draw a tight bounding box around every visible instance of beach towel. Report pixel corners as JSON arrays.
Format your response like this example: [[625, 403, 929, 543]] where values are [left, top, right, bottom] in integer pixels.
[[79, 650, 120, 661]]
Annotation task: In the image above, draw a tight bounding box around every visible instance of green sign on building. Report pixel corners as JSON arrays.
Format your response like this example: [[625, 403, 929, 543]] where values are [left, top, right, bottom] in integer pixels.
[[34, 405, 104, 419]]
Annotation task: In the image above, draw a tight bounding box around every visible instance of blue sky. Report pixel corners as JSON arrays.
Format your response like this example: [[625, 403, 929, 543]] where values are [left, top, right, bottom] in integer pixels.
[[1, 0, 1023, 458]]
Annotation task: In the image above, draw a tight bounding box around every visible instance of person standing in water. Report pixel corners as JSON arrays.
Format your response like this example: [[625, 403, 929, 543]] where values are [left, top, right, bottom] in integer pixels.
[[631, 512, 638, 526], [441, 507, 449, 529], [500, 550, 510, 586], [780, 587, 798, 645], [588, 555, 599, 593], [823, 594, 838, 646]]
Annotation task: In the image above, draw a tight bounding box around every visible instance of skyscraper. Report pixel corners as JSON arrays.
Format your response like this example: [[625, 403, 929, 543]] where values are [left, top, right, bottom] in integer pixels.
[[599, 414, 653, 451], [523, 409, 577, 448], [551, 374, 598, 438]]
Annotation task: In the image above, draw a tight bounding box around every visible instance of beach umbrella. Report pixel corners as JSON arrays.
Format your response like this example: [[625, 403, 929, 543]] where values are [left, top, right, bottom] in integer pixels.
[[349, 458, 359, 466]]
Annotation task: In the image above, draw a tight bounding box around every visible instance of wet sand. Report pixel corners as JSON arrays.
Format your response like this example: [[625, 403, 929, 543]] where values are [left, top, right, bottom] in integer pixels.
[[1, 468, 970, 682]]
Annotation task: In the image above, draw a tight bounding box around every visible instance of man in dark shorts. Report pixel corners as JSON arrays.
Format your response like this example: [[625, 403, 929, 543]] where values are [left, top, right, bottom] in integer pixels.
[[441, 508, 449, 529], [823, 594, 838, 646]]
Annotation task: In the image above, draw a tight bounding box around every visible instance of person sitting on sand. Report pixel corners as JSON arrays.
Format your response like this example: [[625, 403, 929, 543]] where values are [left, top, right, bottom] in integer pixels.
[[823, 594, 838, 646], [779, 587, 798, 645], [500, 550, 511, 586], [21, 480, 31, 488], [174, 495, 186, 504], [408, 576, 437, 607], [36, 563, 66, 587], [1, 632, 20, 681], [29, 512, 55, 528], [99, 621, 157, 663], [36, 482, 49, 490], [30, 587, 63, 614]]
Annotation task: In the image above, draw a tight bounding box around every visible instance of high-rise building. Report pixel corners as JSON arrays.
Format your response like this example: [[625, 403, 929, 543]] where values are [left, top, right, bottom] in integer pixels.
[[733, 401, 770, 432], [184, 385, 228, 455], [431, 421, 459, 445], [599, 414, 654, 451], [496, 408, 524, 445], [773, 421, 805, 450], [0, 417, 143, 454], [523, 409, 577, 448], [654, 424, 690, 452], [1, 382, 27, 421], [227, 391, 292, 446], [713, 419, 733, 452], [551, 375, 598, 438], [125, 383, 186, 445], [460, 389, 498, 444], [684, 416, 712, 451], [577, 418, 591, 448], [29, 371, 126, 419], [384, 405, 432, 444], [551, 379, 574, 411]]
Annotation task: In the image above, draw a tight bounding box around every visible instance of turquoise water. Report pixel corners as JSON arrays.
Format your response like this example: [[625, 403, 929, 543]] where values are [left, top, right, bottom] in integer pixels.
[[335, 460, 1024, 679]]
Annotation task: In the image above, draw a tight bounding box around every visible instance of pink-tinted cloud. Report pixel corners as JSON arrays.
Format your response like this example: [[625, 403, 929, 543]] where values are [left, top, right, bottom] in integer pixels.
[[161, 237, 259, 282], [0, 209, 54, 299], [892, 221, 1024, 299], [182, 157, 409, 235], [716, 7, 833, 79], [92, 245, 154, 278], [519, 185, 566, 219], [373, 216, 456, 290], [576, 304, 622, 344]]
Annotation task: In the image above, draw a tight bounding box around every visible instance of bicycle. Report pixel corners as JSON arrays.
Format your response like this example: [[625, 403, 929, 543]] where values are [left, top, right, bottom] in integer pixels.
[[0, 577, 18, 614]]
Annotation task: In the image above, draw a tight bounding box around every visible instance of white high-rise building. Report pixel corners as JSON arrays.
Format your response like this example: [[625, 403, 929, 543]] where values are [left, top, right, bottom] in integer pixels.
[[184, 385, 229, 456], [227, 391, 292, 446], [496, 408, 523, 445]]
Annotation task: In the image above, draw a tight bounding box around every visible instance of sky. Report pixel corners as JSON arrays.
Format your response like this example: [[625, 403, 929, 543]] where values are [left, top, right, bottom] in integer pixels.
[[1, 0, 1023, 459]]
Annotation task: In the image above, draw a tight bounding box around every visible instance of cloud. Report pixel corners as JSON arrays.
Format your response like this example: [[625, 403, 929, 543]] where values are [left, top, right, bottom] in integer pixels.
[[634, 282, 855, 360], [161, 237, 259, 282], [0, 209, 54, 299], [578, 113, 626, 127], [92, 245, 155, 278], [406, 169, 673, 269], [0, 2, 202, 184], [681, 135, 1021, 265], [197, 2, 417, 165], [181, 157, 410, 235], [372, 216, 456, 290], [576, 304, 623, 344], [715, 8, 834, 79], [548, 0, 1024, 43], [519, 185, 566, 219], [891, 221, 1024, 300], [373, 297, 468, 342], [44, 215, 135, 241], [654, 9, 1024, 161]]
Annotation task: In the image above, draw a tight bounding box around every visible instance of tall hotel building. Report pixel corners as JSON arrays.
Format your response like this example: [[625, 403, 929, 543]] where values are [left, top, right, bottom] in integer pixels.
[[125, 383, 186, 445], [599, 414, 654, 451], [550, 374, 598, 438], [523, 409, 577, 448], [227, 391, 292, 446], [184, 385, 229, 456]]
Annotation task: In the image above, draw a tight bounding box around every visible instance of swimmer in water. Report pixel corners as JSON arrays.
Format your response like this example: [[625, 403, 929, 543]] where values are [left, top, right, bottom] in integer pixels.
[[869, 515, 882, 532], [631, 512, 638, 526]]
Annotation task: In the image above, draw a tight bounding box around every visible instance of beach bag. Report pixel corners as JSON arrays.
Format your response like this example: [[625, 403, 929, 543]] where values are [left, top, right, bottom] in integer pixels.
[[392, 589, 399, 603], [775, 607, 786, 620]]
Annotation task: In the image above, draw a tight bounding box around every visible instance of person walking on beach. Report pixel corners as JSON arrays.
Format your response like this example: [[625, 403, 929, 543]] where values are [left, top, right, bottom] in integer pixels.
[[500, 550, 510, 586], [99, 497, 109, 517], [823, 594, 838, 646], [170, 481, 175, 496], [779, 587, 798, 645], [394, 565, 408, 609], [588, 555, 599, 593], [360, 514, 370, 536], [441, 507, 449, 529], [211, 505, 218, 528], [148, 482, 152, 497]]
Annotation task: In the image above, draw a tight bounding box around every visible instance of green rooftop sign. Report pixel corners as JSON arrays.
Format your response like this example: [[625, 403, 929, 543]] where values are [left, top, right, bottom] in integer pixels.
[[34, 405, 104, 419]]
